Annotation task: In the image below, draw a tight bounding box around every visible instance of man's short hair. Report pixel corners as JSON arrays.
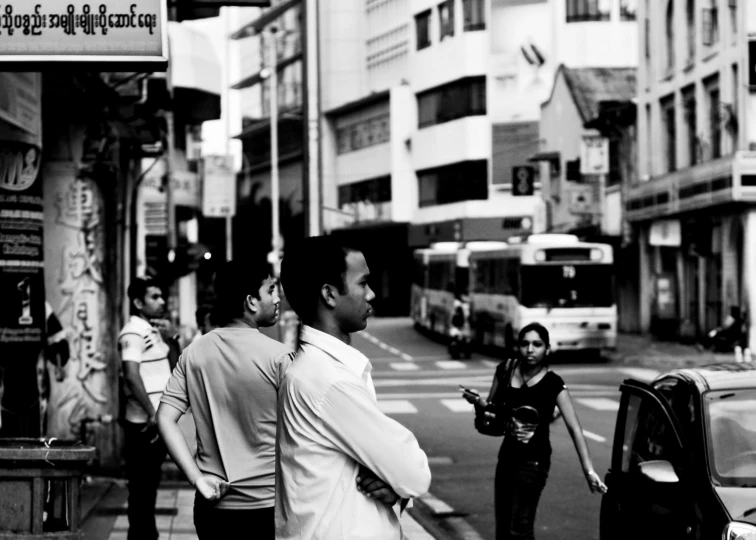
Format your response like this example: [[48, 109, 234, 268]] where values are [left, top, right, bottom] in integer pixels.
[[195, 304, 217, 328], [128, 276, 159, 304], [213, 259, 271, 326], [280, 236, 357, 323]]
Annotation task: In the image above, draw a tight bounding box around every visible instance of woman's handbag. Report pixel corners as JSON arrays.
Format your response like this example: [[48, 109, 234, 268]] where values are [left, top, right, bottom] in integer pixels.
[[474, 358, 518, 437]]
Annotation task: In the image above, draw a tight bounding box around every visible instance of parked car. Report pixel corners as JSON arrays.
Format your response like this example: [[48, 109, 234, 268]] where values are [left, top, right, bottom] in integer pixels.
[[600, 363, 756, 540]]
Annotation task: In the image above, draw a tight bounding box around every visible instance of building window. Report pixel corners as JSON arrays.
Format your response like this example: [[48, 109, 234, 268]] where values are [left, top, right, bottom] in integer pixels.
[[620, 0, 637, 20], [661, 95, 677, 173], [338, 176, 392, 207], [566, 0, 611, 22], [686, 0, 695, 64], [705, 75, 721, 159], [730, 0, 737, 36], [418, 160, 488, 207], [665, 0, 675, 72], [682, 85, 697, 166], [438, 0, 455, 40], [336, 113, 391, 154], [415, 10, 431, 50], [607, 138, 622, 186], [645, 103, 653, 178], [730, 63, 739, 150], [417, 76, 486, 129], [463, 0, 486, 31], [702, 3, 719, 46]]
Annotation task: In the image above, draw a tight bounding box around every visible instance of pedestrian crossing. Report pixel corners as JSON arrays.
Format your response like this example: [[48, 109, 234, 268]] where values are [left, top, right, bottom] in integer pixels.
[[376, 394, 621, 415]]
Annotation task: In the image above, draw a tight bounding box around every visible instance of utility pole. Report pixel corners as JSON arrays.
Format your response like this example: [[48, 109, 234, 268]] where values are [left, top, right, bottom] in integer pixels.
[[269, 28, 281, 276], [304, 0, 322, 237]]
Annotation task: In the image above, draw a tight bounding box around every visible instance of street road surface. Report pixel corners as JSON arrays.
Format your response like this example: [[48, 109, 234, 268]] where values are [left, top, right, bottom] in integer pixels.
[[354, 318, 659, 540]]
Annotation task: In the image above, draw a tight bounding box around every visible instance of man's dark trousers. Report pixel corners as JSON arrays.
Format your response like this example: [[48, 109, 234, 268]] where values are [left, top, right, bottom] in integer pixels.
[[123, 420, 168, 540]]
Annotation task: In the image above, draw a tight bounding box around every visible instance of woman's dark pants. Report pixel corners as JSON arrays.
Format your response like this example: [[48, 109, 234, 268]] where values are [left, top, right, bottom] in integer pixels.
[[194, 495, 274, 540], [495, 458, 550, 540]]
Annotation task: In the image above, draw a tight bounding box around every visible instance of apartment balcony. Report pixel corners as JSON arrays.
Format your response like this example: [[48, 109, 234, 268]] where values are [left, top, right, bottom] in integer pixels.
[[410, 30, 489, 93], [412, 115, 490, 172]]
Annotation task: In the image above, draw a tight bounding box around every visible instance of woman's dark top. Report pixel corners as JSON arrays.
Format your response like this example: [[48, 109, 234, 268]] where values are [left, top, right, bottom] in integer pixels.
[[492, 363, 566, 465]]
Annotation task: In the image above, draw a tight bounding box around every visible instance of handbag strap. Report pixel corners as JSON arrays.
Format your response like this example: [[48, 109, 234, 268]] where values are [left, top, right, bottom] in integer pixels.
[[490, 358, 519, 405]]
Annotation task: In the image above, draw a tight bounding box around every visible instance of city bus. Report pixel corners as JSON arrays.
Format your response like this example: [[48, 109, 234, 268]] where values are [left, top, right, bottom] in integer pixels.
[[468, 234, 617, 353], [411, 243, 460, 336], [411, 241, 508, 338]]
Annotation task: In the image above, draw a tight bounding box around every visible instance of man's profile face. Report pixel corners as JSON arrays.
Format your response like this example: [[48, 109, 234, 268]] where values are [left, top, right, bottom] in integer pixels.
[[136, 286, 166, 319], [253, 276, 281, 327], [333, 251, 375, 334]]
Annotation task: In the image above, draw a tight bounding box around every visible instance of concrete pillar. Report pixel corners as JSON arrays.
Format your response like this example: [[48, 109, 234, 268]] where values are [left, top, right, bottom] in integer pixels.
[[639, 224, 653, 332], [745, 210, 756, 351]]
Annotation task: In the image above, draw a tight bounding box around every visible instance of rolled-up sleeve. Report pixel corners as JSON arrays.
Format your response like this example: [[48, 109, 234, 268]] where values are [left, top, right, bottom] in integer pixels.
[[160, 353, 189, 413], [319, 380, 431, 499]]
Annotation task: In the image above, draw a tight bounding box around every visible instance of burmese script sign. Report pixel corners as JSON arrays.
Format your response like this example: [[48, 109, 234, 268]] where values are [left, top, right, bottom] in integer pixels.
[[0, 0, 167, 68]]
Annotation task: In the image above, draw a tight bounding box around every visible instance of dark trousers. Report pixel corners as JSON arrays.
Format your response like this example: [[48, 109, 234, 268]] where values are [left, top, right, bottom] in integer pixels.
[[495, 458, 550, 540], [194, 497, 274, 540], [123, 421, 167, 540]]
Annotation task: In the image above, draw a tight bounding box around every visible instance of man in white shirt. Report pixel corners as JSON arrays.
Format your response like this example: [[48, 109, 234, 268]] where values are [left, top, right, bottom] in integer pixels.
[[277, 236, 431, 540], [118, 276, 179, 540]]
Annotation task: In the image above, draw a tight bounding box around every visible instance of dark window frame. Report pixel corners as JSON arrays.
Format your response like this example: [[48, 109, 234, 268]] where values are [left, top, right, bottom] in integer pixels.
[[661, 95, 677, 172], [417, 160, 489, 208], [566, 0, 611, 23], [415, 10, 432, 50], [620, 0, 637, 21], [438, 0, 455, 40], [462, 0, 486, 31], [417, 76, 487, 129]]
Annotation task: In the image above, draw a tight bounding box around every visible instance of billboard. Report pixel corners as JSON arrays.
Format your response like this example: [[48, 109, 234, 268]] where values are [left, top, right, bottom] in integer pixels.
[[0, 0, 168, 69]]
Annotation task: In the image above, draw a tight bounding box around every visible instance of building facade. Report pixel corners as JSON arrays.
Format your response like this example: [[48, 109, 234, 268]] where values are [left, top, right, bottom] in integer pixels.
[[628, 0, 756, 345]]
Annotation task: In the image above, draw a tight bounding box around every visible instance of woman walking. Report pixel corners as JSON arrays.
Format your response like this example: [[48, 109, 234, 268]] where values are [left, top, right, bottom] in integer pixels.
[[462, 323, 607, 539]]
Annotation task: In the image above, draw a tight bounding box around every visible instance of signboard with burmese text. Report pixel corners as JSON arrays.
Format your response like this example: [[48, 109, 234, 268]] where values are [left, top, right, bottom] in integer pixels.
[[0, 0, 168, 69]]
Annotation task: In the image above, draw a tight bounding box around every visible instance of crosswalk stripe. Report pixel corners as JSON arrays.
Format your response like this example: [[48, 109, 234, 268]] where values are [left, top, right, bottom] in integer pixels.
[[435, 360, 467, 370], [576, 398, 620, 411], [389, 362, 420, 371], [440, 399, 474, 413], [377, 400, 418, 414], [388, 346, 402, 355], [582, 430, 608, 443]]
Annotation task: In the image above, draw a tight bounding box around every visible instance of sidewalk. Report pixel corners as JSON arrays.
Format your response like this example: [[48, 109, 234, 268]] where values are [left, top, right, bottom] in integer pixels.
[[81, 478, 436, 540], [606, 332, 739, 370]]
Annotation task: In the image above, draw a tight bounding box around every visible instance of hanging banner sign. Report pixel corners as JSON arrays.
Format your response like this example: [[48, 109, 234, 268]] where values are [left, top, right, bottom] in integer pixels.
[[0, 0, 168, 69]]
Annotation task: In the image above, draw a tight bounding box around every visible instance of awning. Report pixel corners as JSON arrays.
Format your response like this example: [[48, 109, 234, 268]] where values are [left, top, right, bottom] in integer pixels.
[[231, 53, 302, 89], [528, 151, 560, 162], [168, 22, 222, 123], [230, 0, 301, 39]]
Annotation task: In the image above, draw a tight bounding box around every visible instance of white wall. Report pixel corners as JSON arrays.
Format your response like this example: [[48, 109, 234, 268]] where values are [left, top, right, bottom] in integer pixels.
[[411, 116, 491, 171], [410, 31, 489, 93], [391, 84, 419, 222], [335, 144, 392, 185], [414, 195, 541, 223]]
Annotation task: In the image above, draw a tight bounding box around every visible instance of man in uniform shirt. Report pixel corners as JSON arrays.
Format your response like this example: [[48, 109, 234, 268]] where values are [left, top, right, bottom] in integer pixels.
[[118, 277, 178, 540], [277, 237, 431, 540], [157, 259, 295, 539]]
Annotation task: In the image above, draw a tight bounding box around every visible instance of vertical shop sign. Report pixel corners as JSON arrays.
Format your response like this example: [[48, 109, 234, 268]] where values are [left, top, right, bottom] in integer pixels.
[[0, 140, 44, 434]]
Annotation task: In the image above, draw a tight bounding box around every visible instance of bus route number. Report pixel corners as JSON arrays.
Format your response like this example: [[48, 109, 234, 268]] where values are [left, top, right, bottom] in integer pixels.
[[562, 265, 576, 279]]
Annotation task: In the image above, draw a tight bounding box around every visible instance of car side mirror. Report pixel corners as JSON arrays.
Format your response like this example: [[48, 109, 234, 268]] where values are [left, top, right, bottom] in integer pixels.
[[638, 460, 679, 483]]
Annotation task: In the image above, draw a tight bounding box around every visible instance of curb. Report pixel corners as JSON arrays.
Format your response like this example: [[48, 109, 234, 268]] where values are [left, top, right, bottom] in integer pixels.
[[408, 493, 486, 540]]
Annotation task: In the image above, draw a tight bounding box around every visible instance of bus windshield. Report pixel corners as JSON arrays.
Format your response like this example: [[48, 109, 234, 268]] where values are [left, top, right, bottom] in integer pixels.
[[520, 264, 614, 309]]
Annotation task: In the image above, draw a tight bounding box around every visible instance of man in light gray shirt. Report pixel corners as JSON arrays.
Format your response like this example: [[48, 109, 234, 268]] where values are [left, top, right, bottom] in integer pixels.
[[157, 259, 294, 539]]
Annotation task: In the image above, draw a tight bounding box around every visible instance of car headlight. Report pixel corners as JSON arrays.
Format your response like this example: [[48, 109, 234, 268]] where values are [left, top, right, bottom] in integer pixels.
[[724, 522, 756, 540]]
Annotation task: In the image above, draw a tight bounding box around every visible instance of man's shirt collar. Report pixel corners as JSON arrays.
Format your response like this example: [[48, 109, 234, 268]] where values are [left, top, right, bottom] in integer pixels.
[[300, 325, 372, 377]]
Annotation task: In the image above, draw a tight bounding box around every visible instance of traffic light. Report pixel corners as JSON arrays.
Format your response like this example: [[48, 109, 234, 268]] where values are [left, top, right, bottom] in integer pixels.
[[512, 166, 535, 196]]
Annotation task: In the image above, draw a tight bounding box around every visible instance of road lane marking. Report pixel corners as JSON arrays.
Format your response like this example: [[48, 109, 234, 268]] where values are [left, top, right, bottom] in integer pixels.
[[576, 398, 620, 411], [428, 456, 455, 465], [401, 513, 436, 540], [378, 342, 389, 350], [389, 362, 421, 371], [619, 368, 660, 382], [440, 399, 474, 413], [419, 493, 455, 515], [388, 346, 402, 355], [359, 331, 415, 361], [377, 400, 418, 414], [435, 360, 467, 370], [582, 430, 607, 443], [400, 353, 414, 361]]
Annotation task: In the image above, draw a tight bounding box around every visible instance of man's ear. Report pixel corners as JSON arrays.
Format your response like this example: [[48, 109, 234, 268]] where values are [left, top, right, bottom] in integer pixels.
[[133, 298, 144, 312], [320, 284, 338, 309], [246, 294, 259, 313]]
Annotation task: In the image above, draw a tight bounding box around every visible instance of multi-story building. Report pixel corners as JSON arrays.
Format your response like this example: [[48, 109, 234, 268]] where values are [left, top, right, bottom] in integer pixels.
[[628, 0, 756, 345]]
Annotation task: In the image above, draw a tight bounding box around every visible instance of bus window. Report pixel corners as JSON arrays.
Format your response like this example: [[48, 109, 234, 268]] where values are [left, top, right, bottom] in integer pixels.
[[413, 259, 426, 286], [519, 264, 614, 308], [429, 260, 454, 291]]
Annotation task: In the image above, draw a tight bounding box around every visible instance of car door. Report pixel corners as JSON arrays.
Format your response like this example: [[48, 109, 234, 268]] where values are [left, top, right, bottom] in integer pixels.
[[601, 380, 697, 540]]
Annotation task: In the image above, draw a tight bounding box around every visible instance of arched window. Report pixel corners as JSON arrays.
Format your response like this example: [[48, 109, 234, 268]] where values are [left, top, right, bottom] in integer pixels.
[[665, 0, 675, 71], [686, 0, 695, 62]]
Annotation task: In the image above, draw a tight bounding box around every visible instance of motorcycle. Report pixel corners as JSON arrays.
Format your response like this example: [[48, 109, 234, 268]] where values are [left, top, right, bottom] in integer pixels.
[[448, 303, 472, 359]]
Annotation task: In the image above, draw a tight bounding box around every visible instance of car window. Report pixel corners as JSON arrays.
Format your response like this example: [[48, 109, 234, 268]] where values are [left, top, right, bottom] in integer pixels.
[[655, 378, 696, 442], [705, 389, 756, 487], [620, 392, 680, 474]]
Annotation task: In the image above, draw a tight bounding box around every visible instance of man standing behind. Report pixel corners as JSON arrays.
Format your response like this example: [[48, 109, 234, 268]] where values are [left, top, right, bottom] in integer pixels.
[[157, 260, 295, 539], [277, 237, 431, 540], [118, 277, 179, 540]]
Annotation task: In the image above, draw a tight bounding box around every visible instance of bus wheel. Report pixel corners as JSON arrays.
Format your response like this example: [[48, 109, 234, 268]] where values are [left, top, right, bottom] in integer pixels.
[[504, 325, 515, 356]]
